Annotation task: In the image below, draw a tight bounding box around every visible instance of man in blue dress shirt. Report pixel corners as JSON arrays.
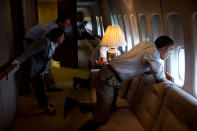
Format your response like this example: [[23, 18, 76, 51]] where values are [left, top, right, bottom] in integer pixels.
[[24, 15, 70, 47], [23, 16, 71, 92]]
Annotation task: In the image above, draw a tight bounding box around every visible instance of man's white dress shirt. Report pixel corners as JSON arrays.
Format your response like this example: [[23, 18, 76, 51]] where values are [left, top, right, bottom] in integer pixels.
[[110, 41, 166, 81], [90, 45, 110, 63]]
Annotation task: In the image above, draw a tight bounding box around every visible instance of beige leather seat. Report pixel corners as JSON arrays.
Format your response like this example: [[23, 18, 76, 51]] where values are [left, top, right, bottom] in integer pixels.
[[94, 74, 197, 131]]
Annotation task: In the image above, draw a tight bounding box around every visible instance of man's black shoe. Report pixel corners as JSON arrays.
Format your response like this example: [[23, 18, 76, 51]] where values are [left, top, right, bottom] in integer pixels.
[[79, 79, 89, 88], [64, 97, 79, 117], [44, 104, 56, 116], [47, 87, 63, 92], [73, 77, 79, 89]]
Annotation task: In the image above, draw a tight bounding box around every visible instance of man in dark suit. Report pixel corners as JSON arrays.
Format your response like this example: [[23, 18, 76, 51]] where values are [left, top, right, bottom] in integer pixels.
[[12, 28, 65, 115]]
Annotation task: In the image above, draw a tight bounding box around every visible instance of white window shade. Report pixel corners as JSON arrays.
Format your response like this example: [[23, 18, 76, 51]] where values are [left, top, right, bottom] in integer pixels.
[[123, 15, 132, 51], [130, 15, 139, 46], [151, 14, 163, 41], [139, 14, 149, 41]]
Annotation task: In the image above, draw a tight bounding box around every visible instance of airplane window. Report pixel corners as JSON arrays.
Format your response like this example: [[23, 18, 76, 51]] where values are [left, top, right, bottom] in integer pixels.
[[123, 15, 132, 51], [118, 15, 125, 33], [139, 14, 149, 41], [167, 13, 184, 87], [151, 14, 163, 41], [118, 15, 126, 52], [192, 13, 197, 96], [100, 16, 104, 36], [83, 16, 92, 30], [96, 16, 101, 36], [113, 14, 119, 25], [130, 15, 139, 46], [178, 47, 185, 82], [111, 15, 115, 25]]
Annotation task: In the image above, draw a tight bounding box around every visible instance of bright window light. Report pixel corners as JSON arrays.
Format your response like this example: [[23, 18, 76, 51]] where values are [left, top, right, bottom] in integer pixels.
[[83, 16, 92, 30], [111, 15, 115, 26], [192, 13, 197, 96], [130, 15, 139, 46], [178, 47, 185, 82], [171, 47, 185, 87], [113, 15, 119, 25], [96, 16, 101, 36], [100, 16, 104, 36], [123, 15, 132, 51]]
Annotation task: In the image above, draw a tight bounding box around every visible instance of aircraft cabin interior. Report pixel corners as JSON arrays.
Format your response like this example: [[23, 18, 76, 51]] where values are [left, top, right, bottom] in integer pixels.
[[0, 0, 197, 130]]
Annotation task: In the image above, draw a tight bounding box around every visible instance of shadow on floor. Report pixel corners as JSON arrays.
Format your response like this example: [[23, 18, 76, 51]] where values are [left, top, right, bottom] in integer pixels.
[[11, 66, 91, 131]]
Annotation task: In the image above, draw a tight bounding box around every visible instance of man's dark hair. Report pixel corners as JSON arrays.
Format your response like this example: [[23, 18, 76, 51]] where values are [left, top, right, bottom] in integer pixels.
[[46, 28, 64, 42], [56, 16, 70, 24], [154, 36, 174, 48]]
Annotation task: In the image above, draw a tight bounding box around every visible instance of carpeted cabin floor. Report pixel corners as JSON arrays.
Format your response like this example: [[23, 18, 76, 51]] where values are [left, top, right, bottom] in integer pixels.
[[11, 40, 96, 131]]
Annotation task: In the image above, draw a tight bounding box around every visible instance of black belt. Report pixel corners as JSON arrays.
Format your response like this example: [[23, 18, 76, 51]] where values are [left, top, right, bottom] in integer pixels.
[[107, 64, 122, 83]]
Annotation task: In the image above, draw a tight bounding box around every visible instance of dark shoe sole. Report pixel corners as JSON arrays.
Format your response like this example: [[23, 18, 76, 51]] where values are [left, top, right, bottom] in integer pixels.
[[47, 88, 63, 92], [64, 98, 79, 117]]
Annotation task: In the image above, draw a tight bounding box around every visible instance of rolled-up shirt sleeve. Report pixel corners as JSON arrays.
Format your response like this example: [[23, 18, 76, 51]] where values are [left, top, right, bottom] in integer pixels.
[[143, 51, 166, 82], [43, 60, 51, 73], [100, 46, 109, 58]]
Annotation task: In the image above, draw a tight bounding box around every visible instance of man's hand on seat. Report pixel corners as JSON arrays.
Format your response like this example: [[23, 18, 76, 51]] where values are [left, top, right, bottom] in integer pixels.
[[165, 72, 174, 82]]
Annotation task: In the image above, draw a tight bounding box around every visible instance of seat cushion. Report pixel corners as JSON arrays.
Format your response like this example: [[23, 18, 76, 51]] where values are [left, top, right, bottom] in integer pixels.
[[97, 108, 145, 131], [152, 86, 197, 131]]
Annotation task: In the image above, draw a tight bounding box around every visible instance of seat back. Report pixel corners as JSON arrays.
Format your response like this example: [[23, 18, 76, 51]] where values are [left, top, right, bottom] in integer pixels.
[[125, 75, 144, 105], [115, 73, 197, 131], [126, 74, 172, 130], [152, 86, 197, 131]]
